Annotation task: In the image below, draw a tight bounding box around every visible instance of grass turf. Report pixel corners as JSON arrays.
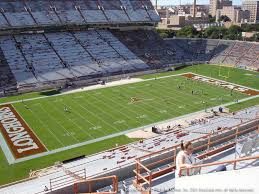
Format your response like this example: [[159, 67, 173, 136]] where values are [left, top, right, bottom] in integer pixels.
[[139, 64, 259, 90], [13, 75, 247, 150], [227, 97, 259, 112], [0, 64, 258, 185], [0, 64, 258, 105]]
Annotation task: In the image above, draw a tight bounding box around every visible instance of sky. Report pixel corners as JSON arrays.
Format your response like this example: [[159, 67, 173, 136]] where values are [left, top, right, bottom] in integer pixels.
[[152, 0, 242, 6]]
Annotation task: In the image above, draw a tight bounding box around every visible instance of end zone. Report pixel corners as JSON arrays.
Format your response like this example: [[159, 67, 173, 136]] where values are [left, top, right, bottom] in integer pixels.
[[0, 104, 47, 160], [182, 73, 259, 96]]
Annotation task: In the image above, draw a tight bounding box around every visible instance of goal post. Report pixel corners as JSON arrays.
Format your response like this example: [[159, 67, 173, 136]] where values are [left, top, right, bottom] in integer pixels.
[[218, 63, 231, 79]]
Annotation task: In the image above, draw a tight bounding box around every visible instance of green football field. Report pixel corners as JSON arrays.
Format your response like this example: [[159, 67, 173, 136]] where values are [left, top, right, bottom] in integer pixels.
[[0, 64, 258, 185], [12, 74, 247, 150]]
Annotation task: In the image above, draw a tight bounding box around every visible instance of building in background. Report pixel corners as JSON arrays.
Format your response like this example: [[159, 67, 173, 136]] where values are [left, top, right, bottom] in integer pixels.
[[242, 0, 259, 23], [209, 0, 233, 16], [157, 5, 210, 29], [216, 6, 250, 23]]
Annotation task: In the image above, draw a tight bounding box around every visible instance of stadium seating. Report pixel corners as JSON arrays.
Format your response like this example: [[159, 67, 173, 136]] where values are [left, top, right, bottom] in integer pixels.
[[0, 0, 160, 29], [24, 0, 61, 25], [0, 29, 151, 91], [112, 29, 187, 69], [0, 46, 16, 92], [0, 36, 38, 87], [0, 0, 36, 27], [0, 28, 258, 94]]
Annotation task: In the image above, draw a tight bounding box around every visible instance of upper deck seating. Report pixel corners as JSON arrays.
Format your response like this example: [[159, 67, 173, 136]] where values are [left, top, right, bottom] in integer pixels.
[[73, 30, 146, 74], [50, 0, 84, 24], [0, 29, 150, 90], [0, 0, 160, 29], [99, 0, 129, 23], [0, 0, 36, 27], [24, 0, 60, 25], [14, 34, 73, 82], [117, 0, 151, 22], [45, 32, 103, 78], [112, 30, 204, 68]]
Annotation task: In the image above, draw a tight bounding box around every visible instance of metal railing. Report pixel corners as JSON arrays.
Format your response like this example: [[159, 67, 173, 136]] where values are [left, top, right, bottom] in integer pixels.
[[49, 168, 86, 191], [73, 175, 118, 194], [179, 155, 259, 177], [133, 119, 259, 194]]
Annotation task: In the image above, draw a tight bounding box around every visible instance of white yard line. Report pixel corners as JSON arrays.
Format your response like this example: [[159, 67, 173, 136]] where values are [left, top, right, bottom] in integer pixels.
[[8, 95, 259, 164], [0, 73, 187, 106], [0, 132, 15, 164], [11, 105, 49, 151], [1, 72, 259, 164], [190, 72, 259, 92], [1, 72, 258, 106]]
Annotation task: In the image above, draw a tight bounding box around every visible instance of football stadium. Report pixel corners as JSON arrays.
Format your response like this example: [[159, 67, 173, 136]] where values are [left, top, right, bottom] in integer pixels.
[[0, 0, 258, 194]]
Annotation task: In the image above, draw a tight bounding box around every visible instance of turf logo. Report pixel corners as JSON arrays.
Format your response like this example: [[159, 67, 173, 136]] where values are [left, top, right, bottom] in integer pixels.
[[0, 104, 46, 159], [182, 73, 259, 96]]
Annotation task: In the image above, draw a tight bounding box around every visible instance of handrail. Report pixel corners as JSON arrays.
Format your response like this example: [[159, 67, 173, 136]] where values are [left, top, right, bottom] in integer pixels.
[[137, 118, 258, 161], [179, 154, 259, 177], [73, 175, 118, 194], [134, 159, 152, 191], [133, 120, 259, 194], [136, 159, 151, 173]]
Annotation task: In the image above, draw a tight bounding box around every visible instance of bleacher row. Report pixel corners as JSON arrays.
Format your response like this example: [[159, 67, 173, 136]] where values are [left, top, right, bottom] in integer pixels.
[[0, 30, 149, 90], [0, 29, 258, 94], [0, 0, 160, 29], [167, 38, 259, 71], [112, 30, 259, 71]]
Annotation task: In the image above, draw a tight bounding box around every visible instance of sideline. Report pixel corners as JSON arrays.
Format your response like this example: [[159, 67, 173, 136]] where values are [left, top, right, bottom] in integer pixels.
[[9, 95, 258, 164]]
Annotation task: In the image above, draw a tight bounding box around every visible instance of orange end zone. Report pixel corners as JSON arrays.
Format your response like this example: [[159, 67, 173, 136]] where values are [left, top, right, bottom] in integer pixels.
[[181, 73, 259, 96], [0, 104, 47, 159]]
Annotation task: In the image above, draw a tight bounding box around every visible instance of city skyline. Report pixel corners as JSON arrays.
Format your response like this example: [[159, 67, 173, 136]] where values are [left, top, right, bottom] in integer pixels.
[[152, 0, 243, 6]]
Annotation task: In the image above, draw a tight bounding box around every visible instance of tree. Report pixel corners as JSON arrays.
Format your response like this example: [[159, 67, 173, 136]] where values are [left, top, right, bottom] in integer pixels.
[[208, 14, 216, 23], [176, 26, 198, 38], [156, 29, 176, 39], [218, 15, 231, 22], [241, 24, 253, 32], [223, 25, 242, 40], [204, 26, 227, 39]]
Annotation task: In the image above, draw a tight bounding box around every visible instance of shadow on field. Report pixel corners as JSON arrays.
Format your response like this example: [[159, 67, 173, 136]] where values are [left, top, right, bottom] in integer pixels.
[[40, 90, 60, 96]]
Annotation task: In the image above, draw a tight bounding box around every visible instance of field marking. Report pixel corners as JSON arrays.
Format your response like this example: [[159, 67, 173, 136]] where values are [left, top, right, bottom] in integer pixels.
[[9, 95, 259, 164], [66, 98, 108, 137], [0, 132, 15, 164], [10, 104, 49, 153], [21, 104, 65, 147], [47, 98, 96, 139], [0, 73, 188, 106], [37, 103, 80, 143], [134, 78, 211, 115], [86, 91, 145, 127], [189, 72, 259, 92], [1, 71, 258, 107], [74, 95, 122, 134], [0, 72, 258, 163], [154, 76, 246, 108]]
